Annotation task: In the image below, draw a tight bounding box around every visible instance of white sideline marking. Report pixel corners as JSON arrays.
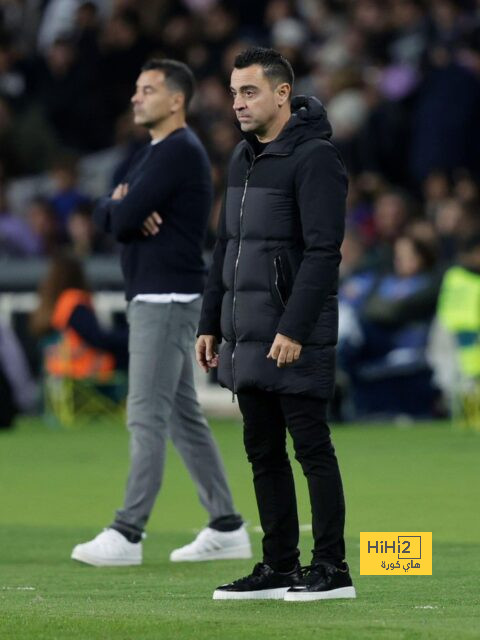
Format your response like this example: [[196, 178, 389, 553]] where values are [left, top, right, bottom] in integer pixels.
[[414, 606, 438, 610], [1, 586, 36, 591]]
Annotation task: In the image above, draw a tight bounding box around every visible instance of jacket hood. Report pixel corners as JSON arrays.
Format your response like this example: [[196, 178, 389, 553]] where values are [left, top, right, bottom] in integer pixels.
[[241, 95, 332, 156], [287, 95, 332, 138]]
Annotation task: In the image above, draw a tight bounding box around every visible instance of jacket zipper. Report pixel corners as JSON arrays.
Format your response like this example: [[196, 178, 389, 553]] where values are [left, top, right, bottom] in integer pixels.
[[231, 161, 253, 400], [230, 150, 289, 400]]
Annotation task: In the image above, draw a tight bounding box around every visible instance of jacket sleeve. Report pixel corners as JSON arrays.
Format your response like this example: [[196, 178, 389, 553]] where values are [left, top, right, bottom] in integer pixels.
[[68, 305, 128, 368], [197, 195, 227, 340], [277, 141, 347, 343], [362, 272, 441, 326], [68, 305, 125, 351], [109, 150, 180, 242]]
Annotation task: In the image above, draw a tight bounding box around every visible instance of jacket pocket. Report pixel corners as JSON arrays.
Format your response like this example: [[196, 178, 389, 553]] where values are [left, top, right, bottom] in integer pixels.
[[274, 256, 287, 307], [270, 250, 293, 310]]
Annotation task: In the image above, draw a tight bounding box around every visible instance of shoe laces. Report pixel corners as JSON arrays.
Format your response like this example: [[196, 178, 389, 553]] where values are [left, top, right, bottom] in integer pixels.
[[301, 562, 346, 579], [300, 564, 326, 579], [229, 563, 271, 587]]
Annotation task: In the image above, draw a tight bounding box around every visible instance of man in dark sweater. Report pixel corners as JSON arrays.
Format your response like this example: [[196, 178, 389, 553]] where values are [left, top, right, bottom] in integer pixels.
[[71, 59, 250, 566], [196, 48, 356, 601]]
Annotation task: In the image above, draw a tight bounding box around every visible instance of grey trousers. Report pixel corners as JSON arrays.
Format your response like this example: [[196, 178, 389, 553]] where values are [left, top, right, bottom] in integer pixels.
[[114, 298, 237, 533]]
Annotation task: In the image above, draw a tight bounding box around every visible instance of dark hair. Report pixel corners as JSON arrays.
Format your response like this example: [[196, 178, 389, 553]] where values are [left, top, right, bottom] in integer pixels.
[[141, 58, 195, 110], [398, 232, 438, 271], [29, 196, 56, 215], [459, 233, 480, 254], [115, 9, 141, 31], [51, 153, 79, 175], [234, 47, 294, 90], [30, 252, 88, 336], [79, 1, 97, 11], [71, 202, 93, 218]]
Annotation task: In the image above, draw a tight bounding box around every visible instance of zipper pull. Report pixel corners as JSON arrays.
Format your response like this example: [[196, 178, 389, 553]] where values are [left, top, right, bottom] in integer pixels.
[[232, 392, 236, 403]]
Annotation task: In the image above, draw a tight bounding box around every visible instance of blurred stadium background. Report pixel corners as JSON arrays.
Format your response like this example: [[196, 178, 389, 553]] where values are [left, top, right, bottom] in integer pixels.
[[1, 0, 480, 424], [1, 2, 480, 638]]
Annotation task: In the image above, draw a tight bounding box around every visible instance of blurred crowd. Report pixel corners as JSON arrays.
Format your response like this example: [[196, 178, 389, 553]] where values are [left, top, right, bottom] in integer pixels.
[[1, 0, 480, 421]]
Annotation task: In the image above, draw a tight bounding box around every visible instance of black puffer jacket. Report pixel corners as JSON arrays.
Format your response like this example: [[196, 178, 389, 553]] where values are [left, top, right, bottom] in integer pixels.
[[198, 96, 347, 399]]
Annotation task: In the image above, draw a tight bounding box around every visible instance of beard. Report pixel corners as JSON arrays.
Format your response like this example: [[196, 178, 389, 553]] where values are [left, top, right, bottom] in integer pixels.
[[133, 109, 165, 129]]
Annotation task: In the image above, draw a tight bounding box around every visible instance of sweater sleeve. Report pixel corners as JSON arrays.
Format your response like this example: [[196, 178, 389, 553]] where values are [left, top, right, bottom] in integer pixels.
[[197, 195, 227, 340], [276, 141, 347, 343], [109, 147, 179, 242], [92, 196, 114, 233]]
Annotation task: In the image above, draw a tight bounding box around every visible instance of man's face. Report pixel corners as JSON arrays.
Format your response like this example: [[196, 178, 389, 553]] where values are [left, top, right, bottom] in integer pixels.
[[131, 70, 179, 128], [230, 65, 286, 137]]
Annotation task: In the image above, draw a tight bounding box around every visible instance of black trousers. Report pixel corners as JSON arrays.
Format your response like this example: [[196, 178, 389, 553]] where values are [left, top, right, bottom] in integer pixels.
[[237, 390, 346, 571]]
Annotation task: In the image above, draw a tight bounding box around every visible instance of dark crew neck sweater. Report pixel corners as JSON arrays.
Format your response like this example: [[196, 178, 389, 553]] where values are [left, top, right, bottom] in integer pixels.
[[93, 127, 213, 300]]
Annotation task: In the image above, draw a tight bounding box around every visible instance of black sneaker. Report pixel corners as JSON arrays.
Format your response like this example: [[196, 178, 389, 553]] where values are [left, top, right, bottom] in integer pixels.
[[284, 562, 356, 601], [213, 562, 302, 600]]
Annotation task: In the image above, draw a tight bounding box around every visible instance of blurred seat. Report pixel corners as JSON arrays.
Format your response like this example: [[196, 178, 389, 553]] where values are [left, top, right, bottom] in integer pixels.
[[43, 371, 126, 428], [41, 327, 126, 428], [451, 380, 480, 433]]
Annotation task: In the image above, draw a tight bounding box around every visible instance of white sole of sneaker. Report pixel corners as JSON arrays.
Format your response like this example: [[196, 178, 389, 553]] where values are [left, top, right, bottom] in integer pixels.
[[71, 549, 142, 567], [284, 586, 357, 601], [170, 544, 252, 562], [213, 587, 290, 600]]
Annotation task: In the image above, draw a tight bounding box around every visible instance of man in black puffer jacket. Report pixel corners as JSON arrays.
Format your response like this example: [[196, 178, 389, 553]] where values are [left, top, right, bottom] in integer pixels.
[[197, 48, 356, 602]]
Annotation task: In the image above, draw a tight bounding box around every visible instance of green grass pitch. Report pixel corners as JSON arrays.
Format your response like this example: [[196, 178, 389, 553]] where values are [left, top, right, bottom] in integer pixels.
[[0, 417, 479, 640]]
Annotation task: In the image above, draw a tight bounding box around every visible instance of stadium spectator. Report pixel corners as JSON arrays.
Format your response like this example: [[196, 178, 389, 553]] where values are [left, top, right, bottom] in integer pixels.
[[423, 170, 451, 219], [339, 224, 441, 417], [389, 0, 429, 67], [431, 196, 466, 262], [0, 319, 37, 429], [0, 96, 58, 177], [25, 197, 62, 256], [453, 168, 480, 203], [30, 252, 128, 377], [66, 201, 113, 257], [98, 9, 157, 128], [33, 36, 92, 150], [368, 188, 415, 272], [0, 187, 42, 257], [72, 1, 101, 61], [36, 0, 82, 52], [0, 35, 30, 110], [409, 27, 480, 183], [48, 155, 90, 229], [433, 232, 480, 408]]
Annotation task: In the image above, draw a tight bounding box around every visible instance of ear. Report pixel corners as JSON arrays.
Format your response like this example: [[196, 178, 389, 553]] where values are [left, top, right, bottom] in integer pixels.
[[170, 91, 185, 114], [276, 83, 291, 107]]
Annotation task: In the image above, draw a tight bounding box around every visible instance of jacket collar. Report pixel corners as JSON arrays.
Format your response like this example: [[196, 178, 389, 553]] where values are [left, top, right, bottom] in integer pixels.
[[239, 95, 333, 159]]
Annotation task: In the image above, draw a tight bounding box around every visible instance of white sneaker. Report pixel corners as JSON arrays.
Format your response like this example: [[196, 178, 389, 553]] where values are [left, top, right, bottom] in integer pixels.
[[71, 528, 142, 566], [169, 525, 252, 562]]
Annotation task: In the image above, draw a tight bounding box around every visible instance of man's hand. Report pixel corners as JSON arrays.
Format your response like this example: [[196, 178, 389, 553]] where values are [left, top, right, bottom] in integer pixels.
[[142, 211, 163, 236], [196, 335, 219, 373], [112, 183, 128, 200], [267, 333, 302, 368]]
